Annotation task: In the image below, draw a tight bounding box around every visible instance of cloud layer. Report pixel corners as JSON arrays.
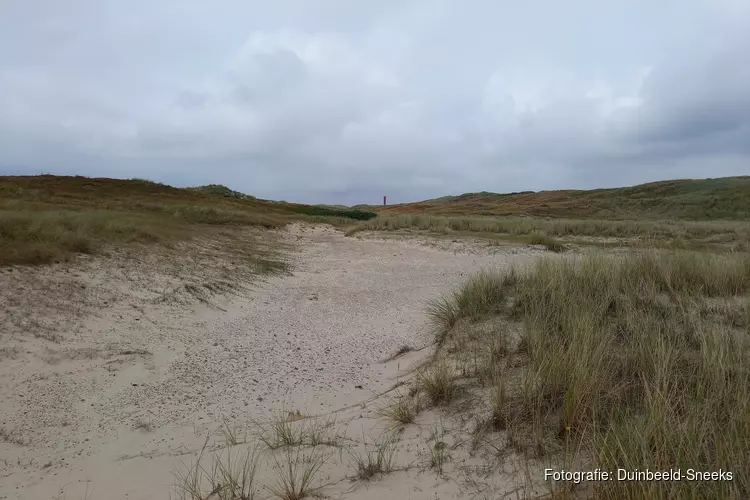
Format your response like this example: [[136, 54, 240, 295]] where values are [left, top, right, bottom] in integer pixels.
[[1, 0, 749, 204]]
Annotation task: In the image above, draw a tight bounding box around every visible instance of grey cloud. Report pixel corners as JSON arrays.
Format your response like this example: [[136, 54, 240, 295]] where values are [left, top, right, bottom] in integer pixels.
[[1, 0, 749, 204]]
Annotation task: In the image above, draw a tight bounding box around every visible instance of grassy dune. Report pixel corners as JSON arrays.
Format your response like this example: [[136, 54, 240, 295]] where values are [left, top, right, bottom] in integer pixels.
[[0, 175, 374, 266], [344, 178, 750, 251], [346, 213, 750, 250], [377, 176, 750, 220], [428, 251, 750, 498]]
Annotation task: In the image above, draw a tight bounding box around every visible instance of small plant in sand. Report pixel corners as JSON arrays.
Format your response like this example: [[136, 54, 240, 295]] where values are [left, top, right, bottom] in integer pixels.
[[425, 422, 452, 476], [385, 344, 413, 361], [347, 431, 400, 481], [490, 374, 509, 431], [220, 418, 247, 446], [378, 396, 417, 426], [268, 445, 330, 500], [257, 410, 305, 449], [304, 416, 342, 448], [174, 438, 262, 500], [417, 359, 457, 406], [257, 410, 341, 450]]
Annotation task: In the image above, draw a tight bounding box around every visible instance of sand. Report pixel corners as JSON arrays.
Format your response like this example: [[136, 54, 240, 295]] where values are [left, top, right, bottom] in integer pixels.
[[0, 224, 547, 499]]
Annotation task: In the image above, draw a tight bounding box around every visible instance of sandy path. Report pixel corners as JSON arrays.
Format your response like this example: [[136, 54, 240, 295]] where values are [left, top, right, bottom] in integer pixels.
[[0, 225, 542, 499]]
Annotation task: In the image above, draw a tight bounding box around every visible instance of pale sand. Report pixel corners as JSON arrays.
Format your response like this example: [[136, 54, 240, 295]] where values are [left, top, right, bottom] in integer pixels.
[[0, 224, 547, 499]]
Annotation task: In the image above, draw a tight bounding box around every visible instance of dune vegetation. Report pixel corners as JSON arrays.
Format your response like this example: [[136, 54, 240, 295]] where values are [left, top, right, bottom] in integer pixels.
[[423, 250, 750, 498], [0, 175, 375, 266]]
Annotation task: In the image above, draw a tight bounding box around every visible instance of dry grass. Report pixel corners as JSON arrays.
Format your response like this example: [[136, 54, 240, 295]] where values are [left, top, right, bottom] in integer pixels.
[[378, 396, 417, 426], [173, 440, 262, 500], [345, 213, 750, 250], [374, 176, 750, 220], [0, 175, 372, 267], [256, 411, 341, 450], [257, 412, 306, 450], [416, 359, 457, 406], [528, 233, 565, 252], [220, 419, 248, 446], [425, 422, 452, 475], [427, 270, 517, 343], [347, 431, 400, 481], [432, 250, 750, 498], [268, 446, 330, 500]]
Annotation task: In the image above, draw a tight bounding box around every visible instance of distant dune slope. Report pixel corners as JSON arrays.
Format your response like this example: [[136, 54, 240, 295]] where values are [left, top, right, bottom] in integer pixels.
[[373, 177, 750, 220]]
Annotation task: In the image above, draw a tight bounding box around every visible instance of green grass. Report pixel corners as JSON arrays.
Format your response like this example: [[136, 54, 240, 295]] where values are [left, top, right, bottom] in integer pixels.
[[0, 210, 164, 265], [427, 270, 517, 343], [0, 175, 349, 267], [286, 204, 377, 221], [432, 250, 750, 498], [345, 213, 750, 243], [528, 233, 565, 252], [189, 183, 257, 200], [378, 176, 750, 220]]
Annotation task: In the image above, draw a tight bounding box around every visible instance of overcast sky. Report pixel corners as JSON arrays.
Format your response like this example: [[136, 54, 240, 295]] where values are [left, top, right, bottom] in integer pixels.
[[1, 1, 749, 204]]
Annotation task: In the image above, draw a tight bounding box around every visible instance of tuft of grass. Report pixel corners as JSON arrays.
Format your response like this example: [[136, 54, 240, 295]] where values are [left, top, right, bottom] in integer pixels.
[[528, 233, 565, 252], [220, 418, 247, 446], [427, 270, 516, 343], [347, 431, 400, 481], [173, 439, 262, 500], [378, 397, 416, 426], [257, 411, 305, 450], [490, 374, 509, 431], [268, 446, 330, 500], [417, 360, 457, 406], [426, 423, 452, 476], [257, 411, 340, 450]]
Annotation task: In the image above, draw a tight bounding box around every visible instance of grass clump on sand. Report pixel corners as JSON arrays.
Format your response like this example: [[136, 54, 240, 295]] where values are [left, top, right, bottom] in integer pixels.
[[427, 270, 517, 343], [379, 397, 417, 426], [347, 431, 400, 481], [528, 233, 565, 252], [417, 360, 457, 406], [174, 443, 262, 500], [269, 446, 331, 500], [256, 410, 341, 450], [431, 250, 750, 499]]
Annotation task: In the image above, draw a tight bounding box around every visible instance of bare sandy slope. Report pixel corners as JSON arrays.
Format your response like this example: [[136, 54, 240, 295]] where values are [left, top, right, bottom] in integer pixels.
[[0, 224, 546, 500]]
